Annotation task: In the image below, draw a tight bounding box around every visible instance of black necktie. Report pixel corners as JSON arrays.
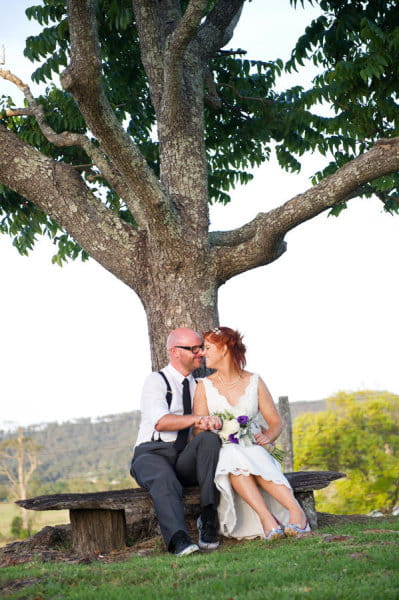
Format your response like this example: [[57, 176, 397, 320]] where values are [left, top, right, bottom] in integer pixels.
[[174, 378, 191, 452]]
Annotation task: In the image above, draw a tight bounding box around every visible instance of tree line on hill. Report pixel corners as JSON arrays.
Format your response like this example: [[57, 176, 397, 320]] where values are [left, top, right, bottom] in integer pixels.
[[0, 411, 142, 499]]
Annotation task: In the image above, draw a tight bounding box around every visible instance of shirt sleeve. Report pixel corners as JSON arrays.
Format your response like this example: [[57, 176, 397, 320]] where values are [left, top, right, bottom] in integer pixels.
[[140, 371, 170, 429]]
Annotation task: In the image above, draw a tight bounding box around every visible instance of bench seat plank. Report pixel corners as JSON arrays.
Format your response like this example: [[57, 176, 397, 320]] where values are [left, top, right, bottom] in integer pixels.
[[16, 471, 345, 511]]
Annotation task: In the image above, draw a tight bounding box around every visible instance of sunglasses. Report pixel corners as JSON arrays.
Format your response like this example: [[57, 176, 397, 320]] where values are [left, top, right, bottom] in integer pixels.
[[173, 345, 204, 355]]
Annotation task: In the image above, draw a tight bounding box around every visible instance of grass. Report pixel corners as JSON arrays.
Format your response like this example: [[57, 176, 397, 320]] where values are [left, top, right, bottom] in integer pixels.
[[0, 503, 69, 546], [1, 519, 398, 599]]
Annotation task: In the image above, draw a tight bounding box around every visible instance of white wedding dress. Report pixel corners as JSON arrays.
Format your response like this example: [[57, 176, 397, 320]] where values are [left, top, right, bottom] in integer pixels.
[[202, 373, 291, 539]]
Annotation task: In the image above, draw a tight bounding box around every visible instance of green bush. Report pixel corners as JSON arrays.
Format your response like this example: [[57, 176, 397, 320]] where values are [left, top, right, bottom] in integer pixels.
[[294, 391, 399, 514], [10, 515, 29, 539]]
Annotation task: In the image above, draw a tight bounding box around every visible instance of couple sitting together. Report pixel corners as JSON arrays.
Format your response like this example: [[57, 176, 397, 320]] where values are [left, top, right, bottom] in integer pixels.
[[130, 326, 310, 556]]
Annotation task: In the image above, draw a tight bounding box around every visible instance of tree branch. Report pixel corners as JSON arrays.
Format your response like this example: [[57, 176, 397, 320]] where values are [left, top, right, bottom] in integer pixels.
[[211, 139, 399, 284], [132, 0, 165, 111], [1, 108, 32, 118], [0, 123, 149, 292], [0, 69, 131, 203], [197, 0, 245, 58], [0, 460, 18, 488], [218, 82, 274, 109], [62, 0, 166, 224], [162, 0, 208, 110], [24, 452, 39, 487]]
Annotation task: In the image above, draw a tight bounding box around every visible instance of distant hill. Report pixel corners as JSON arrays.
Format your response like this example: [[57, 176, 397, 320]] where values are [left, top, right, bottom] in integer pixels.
[[0, 412, 141, 496], [0, 400, 324, 496], [288, 399, 327, 420]]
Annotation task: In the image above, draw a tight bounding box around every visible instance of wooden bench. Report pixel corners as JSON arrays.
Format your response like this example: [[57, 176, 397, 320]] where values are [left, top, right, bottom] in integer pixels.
[[16, 470, 345, 555]]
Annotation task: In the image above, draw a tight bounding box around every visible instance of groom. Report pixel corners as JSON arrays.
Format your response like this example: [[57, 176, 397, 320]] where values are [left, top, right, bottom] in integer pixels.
[[130, 327, 222, 556]]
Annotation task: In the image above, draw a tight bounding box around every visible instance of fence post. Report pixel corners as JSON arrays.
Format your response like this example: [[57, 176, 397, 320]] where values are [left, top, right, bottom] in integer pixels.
[[278, 396, 294, 472]]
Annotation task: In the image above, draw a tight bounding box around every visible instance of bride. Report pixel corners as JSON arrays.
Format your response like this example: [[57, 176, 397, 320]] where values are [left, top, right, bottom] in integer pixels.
[[193, 326, 310, 541]]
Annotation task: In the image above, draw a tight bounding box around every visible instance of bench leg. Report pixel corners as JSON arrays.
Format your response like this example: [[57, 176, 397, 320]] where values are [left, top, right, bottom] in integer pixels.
[[294, 491, 317, 530], [70, 509, 127, 555]]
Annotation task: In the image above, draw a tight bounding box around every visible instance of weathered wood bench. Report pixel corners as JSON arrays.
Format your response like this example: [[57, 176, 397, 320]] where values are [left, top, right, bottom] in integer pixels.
[[16, 470, 345, 555]]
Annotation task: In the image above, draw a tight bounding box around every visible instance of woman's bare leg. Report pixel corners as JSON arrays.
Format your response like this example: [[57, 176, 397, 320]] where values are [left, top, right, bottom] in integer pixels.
[[254, 476, 307, 527], [229, 473, 281, 535]]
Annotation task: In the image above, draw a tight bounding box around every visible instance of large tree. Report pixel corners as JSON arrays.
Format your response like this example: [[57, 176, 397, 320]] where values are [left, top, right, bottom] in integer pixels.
[[1, 0, 398, 369]]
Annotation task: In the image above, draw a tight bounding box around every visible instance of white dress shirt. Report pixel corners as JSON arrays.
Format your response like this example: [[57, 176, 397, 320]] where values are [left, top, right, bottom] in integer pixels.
[[134, 363, 197, 446]]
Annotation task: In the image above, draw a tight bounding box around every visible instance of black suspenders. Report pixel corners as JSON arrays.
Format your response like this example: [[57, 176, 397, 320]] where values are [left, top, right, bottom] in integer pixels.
[[151, 371, 172, 441], [158, 371, 172, 408], [157, 371, 196, 407]]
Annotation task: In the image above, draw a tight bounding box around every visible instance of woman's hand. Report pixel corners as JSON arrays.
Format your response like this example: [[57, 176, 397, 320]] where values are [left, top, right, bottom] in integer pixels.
[[254, 432, 274, 447]]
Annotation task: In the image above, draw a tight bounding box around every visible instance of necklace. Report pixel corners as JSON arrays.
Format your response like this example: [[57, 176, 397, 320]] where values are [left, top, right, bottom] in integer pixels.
[[217, 372, 242, 387]]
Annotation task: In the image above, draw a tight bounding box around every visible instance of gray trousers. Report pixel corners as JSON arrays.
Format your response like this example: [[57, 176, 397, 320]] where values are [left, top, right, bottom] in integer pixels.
[[131, 431, 221, 548]]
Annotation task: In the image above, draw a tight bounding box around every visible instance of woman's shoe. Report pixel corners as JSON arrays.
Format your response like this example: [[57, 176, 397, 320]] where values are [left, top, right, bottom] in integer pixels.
[[284, 520, 311, 537], [264, 527, 285, 541]]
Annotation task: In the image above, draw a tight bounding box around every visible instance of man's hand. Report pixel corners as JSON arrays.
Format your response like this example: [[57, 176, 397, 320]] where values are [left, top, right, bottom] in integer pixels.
[[197, 415, 222, 430]]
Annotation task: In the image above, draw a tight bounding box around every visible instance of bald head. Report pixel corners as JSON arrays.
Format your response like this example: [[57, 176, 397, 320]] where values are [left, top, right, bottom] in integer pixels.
[[167, 327, 202, 350]]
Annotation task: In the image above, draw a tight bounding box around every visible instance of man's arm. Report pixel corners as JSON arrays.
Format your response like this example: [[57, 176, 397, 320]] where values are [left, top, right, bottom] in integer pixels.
[[155, 413, 202, 431]]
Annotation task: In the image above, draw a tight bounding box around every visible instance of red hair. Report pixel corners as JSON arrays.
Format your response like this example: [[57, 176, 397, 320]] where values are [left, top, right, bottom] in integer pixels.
[[203, 327, 246, 371]]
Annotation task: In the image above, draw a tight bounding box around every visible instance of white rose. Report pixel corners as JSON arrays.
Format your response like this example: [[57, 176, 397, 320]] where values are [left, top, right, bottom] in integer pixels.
[[221, 419, 240, 437]]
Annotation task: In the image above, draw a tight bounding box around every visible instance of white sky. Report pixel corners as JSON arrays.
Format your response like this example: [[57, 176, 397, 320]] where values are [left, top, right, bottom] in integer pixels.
[[1, 1, 398, 429]]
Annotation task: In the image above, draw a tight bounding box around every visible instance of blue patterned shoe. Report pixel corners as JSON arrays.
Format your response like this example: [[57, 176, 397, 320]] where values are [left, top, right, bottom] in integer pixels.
[[264, 527, 285, 541], [284, 520, 311, 537]]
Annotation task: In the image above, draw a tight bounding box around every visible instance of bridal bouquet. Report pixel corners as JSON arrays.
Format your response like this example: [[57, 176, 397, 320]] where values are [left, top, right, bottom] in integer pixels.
[[212, 410, 286, 465]]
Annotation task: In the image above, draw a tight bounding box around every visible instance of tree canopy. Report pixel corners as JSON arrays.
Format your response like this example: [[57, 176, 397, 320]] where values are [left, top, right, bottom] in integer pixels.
[[1, 0, 398, 365]]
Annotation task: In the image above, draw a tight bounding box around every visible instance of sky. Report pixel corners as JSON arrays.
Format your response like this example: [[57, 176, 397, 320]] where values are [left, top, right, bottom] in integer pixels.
[[1, 1, 398, 430]]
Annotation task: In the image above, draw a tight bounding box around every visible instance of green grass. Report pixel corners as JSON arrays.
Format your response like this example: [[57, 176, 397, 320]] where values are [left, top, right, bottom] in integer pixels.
[[0, 503, 69, 546], [1, 519, 398, 599]]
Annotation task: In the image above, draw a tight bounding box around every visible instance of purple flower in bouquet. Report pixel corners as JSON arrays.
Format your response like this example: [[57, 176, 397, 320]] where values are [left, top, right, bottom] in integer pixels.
[[211, 410, 287, 461]]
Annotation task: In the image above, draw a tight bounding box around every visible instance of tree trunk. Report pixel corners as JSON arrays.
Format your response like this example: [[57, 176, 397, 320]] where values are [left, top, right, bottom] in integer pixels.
[[16, 429, 30, 533], [139, 254, 219, 369]]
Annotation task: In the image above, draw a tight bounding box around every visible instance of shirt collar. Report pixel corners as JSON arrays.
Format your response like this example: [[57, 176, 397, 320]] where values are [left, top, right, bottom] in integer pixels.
[[165, 363, 195, 385]]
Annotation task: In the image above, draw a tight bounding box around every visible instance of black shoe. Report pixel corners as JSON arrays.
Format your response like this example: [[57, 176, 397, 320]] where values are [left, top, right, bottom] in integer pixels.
[[170, 530, 199, 557], [197, 516, 220, 550]]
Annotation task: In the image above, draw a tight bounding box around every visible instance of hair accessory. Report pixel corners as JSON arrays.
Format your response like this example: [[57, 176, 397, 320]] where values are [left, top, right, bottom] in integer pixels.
[[212, 327, 222, 335]]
